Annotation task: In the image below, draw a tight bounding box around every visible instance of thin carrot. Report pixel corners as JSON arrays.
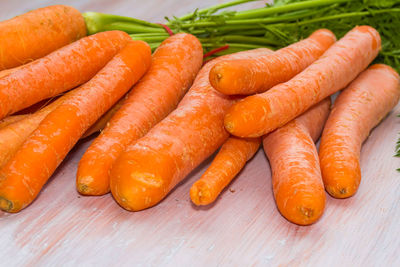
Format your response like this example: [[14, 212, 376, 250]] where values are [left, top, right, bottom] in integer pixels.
[[81, 98, 125, 139], [0, 115, 29, 129], [0, 5, 86, 70], [263, 98, 331, 225], [0, 30, 132, 119], [319, 64, 400, 198], [77, 33, 203, 196], [224, 25, 381, 138], [110, 48, 273, 211], [190, 136, 260, 206], [0, 41, 151, 212], [0, 95, 66, 168], [209, 29, 336, 95], [0, 90, 124, 168]]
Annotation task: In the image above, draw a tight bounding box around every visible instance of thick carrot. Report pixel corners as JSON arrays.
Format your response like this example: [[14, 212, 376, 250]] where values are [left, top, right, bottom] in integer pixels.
[[263, 98, 331, 225], [319, 64, 400, 198], [110, 48, 273, 211], [77, 33, 203, 196], [0, 30, 132, 119], [190, 136, 260, 206], [0, 115, 29, 129], [209, 29, 336, 95], [0, 5, 86, 70], [224, 25, 381, 138], [0, 41, 151, 212]]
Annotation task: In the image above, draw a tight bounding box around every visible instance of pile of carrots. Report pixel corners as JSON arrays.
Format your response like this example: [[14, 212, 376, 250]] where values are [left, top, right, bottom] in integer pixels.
[[0, 5, 399, 226]]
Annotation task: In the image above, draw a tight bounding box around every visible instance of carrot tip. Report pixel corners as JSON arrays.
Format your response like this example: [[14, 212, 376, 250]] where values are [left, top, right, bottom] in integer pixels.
[[0, 197, 13, 212], [299, 206, 314, 219], [77, 183, 90, 194], [190, 183, 212, 206]]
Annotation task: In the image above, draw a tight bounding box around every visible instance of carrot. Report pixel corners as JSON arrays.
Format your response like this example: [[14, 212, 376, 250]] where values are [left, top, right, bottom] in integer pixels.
[[0, 95, 67, 168], [77, 33, 203, 196], [0, 41, 151, 213], [0, 30, 132, 119], [0, 115, 29, 129], [319, 64, 400, 198], [81, 98, 125, 139], [110, 48, 273, 211], [0, 90, 124, 168], [0, 5, 86, 70], [0, 65, 25, 79], [190, 136, 260, 206], [209, 29, 336, 95], [263, 98, 331, 225], [224, 25, 381, 138]]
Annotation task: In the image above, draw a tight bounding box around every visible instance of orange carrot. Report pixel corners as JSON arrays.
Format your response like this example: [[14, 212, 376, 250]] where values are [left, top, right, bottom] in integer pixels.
[[224, 25, 381, 138], [0, 5, 86, 70], [0, 90, 123, 168], [0, 41, 151, 212], [0, 96, 66, 168], [263, 98, 331, 225], [0, 30, 132, 119], [0, 115, 29, 129], [81, 98, 125, 139], [0, 65, 25, 79], [77, 33, 203, 196], [319, 64, 400, 198], [190, 136, 260, 206], [110, 48, 273, 211], [209, 29, 336, 95]]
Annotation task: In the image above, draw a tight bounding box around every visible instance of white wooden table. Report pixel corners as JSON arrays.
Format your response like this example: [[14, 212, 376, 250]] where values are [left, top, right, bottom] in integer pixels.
[[0, 1, 399, 266]]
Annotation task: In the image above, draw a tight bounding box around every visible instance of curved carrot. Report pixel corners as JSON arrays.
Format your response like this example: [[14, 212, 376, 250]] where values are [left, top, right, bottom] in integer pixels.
[[209, 29, 336, 95], [224, 25, 381, 138], [319, 64, 400, 198], [0, 30, 132, 119], [110, 48, 273, 211], [0, 41, 151, 213], [0, 5, 86, 70], [263, 98, 331, 225], [190, 137, 260, 206], [77, 33, 203, 196]]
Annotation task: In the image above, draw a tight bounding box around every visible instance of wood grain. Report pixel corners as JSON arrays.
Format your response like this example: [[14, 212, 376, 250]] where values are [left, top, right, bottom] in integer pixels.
[[0, 1, 399, 266]]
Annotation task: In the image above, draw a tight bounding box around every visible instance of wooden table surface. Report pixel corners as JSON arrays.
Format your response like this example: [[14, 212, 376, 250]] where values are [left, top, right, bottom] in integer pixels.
[[1, 1, 399, 266]]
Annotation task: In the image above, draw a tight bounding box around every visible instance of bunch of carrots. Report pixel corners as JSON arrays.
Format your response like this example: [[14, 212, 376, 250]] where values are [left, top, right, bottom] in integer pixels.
[[0, 4, 399, 226]]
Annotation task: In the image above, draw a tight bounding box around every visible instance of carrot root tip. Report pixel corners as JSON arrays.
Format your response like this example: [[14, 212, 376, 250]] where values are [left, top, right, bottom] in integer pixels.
[[299, 206, 314, 219], [0, 197, 13, 212]]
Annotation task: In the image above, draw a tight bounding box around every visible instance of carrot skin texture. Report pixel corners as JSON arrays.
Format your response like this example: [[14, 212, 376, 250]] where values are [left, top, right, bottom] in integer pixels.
[[225, 26, 381, 137], [263, 98, 331, 225], [190, 137, 260, 206], [0, 115, 29, 129], [77, 33, 203, 196], [0, 5, 87, 70], [110, 48, 274, 211], [209, 29, 336, 95], [0, 41, 151, 212], [0, 30, 132, 119], [319, 64, 400, 198]]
